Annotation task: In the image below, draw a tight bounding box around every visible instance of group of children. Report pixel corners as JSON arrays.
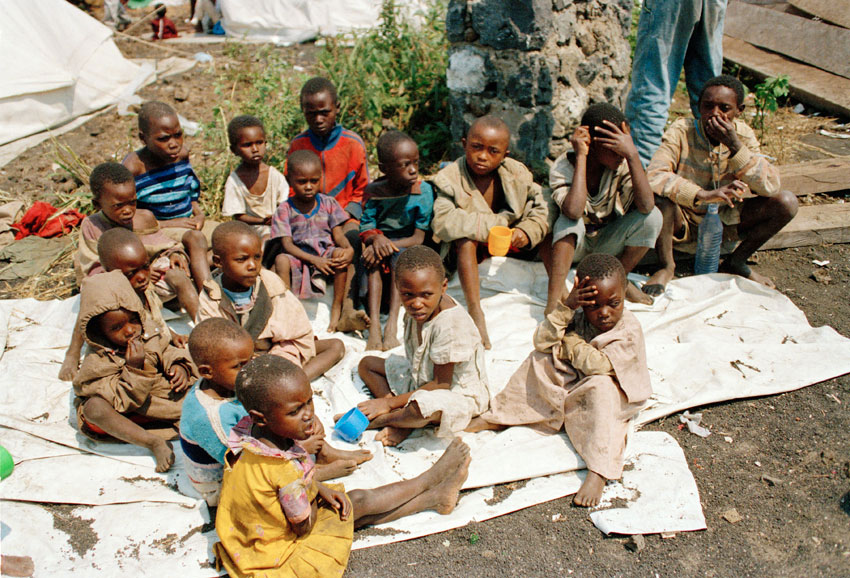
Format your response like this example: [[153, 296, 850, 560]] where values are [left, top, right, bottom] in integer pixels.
[[59, 72, 796, 575]]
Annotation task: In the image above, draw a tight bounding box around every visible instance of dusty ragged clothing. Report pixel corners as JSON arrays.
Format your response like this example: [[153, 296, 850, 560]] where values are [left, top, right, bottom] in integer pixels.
[[648, 117, 781, 242], [214, 417, 353, 577], [482, 304, 651, 480], [197, 268, 316, 366], [73, 270, 195, 426], [550, 149, 635, 226], [431, 157, 553, 248], [222, 166, 289, 239], [386, 300, 489, 436]]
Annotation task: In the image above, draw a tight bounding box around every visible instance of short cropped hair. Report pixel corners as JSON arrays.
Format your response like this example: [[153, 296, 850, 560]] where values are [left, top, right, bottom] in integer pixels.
[[287, 149, 321, 176], [699, 75, 746, 107], [138, 101, 177, 133], [300, 77, 338, 104], [580, 103, 627, 134], [97, 227, 145, 269], [89, 162, 134, 201], [575, 253, 626, 287], [227, 114, 264, 148], [395, 245, 445, 281], [235, 354, 305, 415], [188, 318, 251, 366], [211, 220, 259, 255], [377, 130, 417, 165], [468, 115, 510, 138]]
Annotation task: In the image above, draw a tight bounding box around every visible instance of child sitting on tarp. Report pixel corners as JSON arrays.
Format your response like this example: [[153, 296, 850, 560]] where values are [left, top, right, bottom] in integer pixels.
[[468, 253, 652, 507], [73, 270, 196, 472], [150, 4, 178, 40]]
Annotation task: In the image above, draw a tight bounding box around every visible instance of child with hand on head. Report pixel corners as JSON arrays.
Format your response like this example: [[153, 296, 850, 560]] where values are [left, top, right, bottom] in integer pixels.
[[288, 77, 371, 332], [646, 75, 797, 291], [265, 150, 354, 333], [198, 221, 345, 381], [360, 130, 434, 352], [431, 115, 553, 350], [222, 115, 289, 242], [548, 103, 661, 308], [123, 101, 212, 289], [180, 319, 371, 506], [468, 253, 652, 507], [213, 355, 471, 577], [353, 246, 489, 447], [150, 4, 179, 40], [73, 270, 197, 472]]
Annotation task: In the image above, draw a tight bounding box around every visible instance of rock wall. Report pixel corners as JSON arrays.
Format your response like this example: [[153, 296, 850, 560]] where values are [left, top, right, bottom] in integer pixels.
[[446, 0, 633, 167]]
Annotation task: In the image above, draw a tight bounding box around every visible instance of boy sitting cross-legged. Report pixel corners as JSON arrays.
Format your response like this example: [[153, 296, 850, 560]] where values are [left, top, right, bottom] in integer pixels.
[[360, 130, 434, 351], [431, 115, 553, 350], [197, 221, 345, 381], [179, 318, 371, 506]]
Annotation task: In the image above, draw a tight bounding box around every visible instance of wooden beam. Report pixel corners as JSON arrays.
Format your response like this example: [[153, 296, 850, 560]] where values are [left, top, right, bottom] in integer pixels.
[[779, 159, 850, 196], [788, 0, 850, 30], [724, 2, 850, 80], [723, 36, 850, 118], [761, 203, 850, 249]]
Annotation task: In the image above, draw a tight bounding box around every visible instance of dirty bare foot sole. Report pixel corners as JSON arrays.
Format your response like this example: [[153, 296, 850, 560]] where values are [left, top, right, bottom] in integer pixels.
[[365, 327, 383, 351], [151, 439, 174, 473], [315, 459, 358, 481], [719, 259, 776, 289], [336, 307, 370, 332], [626, 282, 653, 305], [573, 470, 606, 507], [426, 450, 471, 515], [58, 355, 79, 382], [468, 308, 491, 350], [382, 333, 401, 351], [0, 555, 35, 577], [319, 444, 373, 465], [375, 426, 412, 447]]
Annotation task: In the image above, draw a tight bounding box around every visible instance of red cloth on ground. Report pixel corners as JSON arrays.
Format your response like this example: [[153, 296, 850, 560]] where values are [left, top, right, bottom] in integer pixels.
[[11, 202, 85, 240]]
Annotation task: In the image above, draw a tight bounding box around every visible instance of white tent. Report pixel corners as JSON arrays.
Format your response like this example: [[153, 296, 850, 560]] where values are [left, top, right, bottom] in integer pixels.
[[0, 0, 154, 147]]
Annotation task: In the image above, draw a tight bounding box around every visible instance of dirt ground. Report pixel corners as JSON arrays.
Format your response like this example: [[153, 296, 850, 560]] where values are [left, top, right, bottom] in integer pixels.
[[2, 7, 848, 576]]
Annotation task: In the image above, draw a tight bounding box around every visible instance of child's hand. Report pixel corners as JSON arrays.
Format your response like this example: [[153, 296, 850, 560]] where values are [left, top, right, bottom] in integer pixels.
[[704, 113, 742, 154], [170, 253, 191, 276], [594, 120, 639, 161], [697, 180, 747, 207], [125, 337, 145, 369], [570, 126, 591, 157], [149, 268, 164, 284], [357, 397, 394, 420], [310, 256, 336, 276], [331, 247, 354, 269], [165, 217, 196, 229], [170, 330, 188, 348], [371, 235, 399, 260], [565, 276, 598, 310], [189, 212, 205, 231], [318, 484, 352, 521], [510, 228, 530, 250], [169, 365, 191, 392], [361, 245, 379, 268]]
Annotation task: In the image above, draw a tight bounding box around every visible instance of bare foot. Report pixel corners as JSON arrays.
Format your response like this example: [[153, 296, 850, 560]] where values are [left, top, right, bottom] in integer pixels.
[[336, 308, 370, 333], [375, 426, 412, 447], [644, 267, 674, 293], [319, 443, 373, 465], [429, 454, 471, 514], [720, 259, 776, 289], [0, 555, 35, 577], [625, 282, 653, 305], [573, 470, 606, 507], [365, 327, 383, 351], [58, 355, 79, 382], [382, 333, 401, 351], [151, 439, 175, 473], [468, 308, 491, 350], [315, 459, 358, 481]]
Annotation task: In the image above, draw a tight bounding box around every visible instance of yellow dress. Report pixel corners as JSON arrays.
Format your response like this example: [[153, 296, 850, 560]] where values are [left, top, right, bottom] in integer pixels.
[[214, 418, 354, 578]]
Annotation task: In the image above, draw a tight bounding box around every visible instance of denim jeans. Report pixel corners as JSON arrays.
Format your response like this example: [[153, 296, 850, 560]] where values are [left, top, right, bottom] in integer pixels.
[[625, 0, 727, 166]]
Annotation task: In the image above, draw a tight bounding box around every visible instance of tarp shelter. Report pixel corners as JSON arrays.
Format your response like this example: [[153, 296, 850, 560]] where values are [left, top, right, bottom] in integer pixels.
[[0, 0, 154, 146]]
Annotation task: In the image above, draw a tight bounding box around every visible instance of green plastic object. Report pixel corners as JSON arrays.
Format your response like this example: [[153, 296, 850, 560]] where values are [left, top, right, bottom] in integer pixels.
[[127, 0, 154, 9], [0, 444, 13, 480]]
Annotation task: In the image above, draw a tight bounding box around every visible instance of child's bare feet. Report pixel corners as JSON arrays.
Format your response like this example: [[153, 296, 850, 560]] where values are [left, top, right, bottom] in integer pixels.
[[426, 450, 471, 514], [151, 439, 175, 473], [337, 306, 370, 332], [319, 443, 373, 465], [720, 259, 775, 289], [625, 282, 653, 305], [365, 327, 383, 351], [315, 459, 358, 480], [328, 306, 342, 333], [382, 333, 401, 351], [58, 355, 79, 382], [468, 308, 491, 350], [573, 470, 606, 507], [375, 426, 412, 447], [642, 267, 674, 297]]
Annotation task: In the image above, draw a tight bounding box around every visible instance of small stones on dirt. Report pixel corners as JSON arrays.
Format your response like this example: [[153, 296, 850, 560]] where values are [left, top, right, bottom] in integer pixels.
[[761, 474, 782, 486], [481, 550, 496, 559], [811, 269, 832, 284], [660, 532, 677, 539], [625, 534, 646, 552], [173, 86, 190, 102], [722, 508, 743, 524]]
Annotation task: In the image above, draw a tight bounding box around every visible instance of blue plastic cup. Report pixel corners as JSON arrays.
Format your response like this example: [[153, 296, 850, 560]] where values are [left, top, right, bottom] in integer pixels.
[[335, 407, 369, 443]]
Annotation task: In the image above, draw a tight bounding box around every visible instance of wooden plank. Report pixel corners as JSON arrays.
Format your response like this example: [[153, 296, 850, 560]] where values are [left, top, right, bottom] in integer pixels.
[[779, 159, 850, 196], [789, 0, 850, 30], [724, 2, 850, 80], [761, 203, 850, 249], [723, 36, 850, 118]]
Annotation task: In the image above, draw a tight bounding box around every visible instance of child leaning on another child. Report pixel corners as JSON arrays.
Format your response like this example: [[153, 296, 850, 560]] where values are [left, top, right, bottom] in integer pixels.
[[468, 253, 652, 507], [360, 130, 434, 352], [353, 246, 489, 447], [213, 355, 471, 577], [179, 318, 371, 506]]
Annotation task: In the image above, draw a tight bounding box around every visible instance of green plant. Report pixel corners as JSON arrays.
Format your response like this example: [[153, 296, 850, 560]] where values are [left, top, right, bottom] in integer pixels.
[[468, 533, 479, 545], [752, 74, 789, 132]]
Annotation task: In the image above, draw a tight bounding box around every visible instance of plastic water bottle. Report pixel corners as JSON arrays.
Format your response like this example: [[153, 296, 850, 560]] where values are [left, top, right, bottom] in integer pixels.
[[694, 203, 723, 274]]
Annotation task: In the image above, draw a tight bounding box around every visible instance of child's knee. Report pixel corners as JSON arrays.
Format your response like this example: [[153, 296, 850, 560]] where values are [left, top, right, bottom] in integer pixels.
[[774, 189, 799, 219], [182, 230, 207, 251], [274, 253, 290, 270], [325, 338, 345, 362], [82, 396, 112, 422], [358, 355, 383, 379]]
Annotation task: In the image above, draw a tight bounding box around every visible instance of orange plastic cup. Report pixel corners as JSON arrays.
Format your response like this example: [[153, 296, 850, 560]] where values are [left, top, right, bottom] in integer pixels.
[[488, 226, 512, 256]]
